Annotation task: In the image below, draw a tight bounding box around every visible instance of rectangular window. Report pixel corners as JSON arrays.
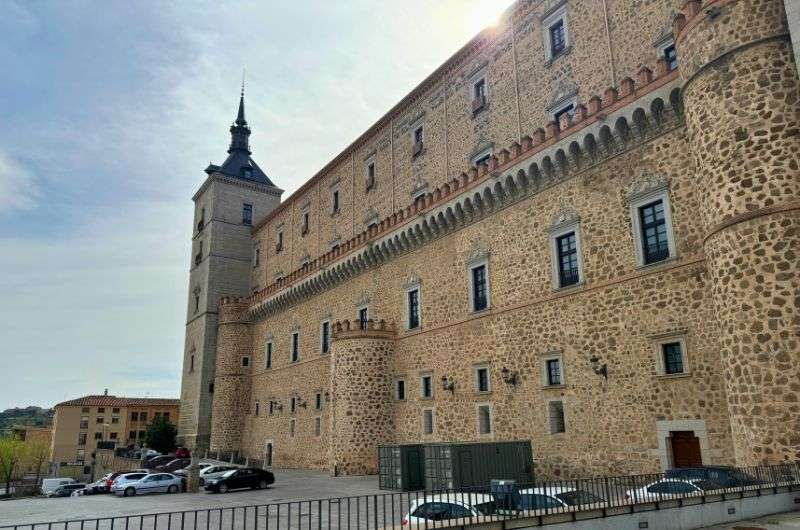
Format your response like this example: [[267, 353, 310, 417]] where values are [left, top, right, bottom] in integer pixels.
[[315, 392, 322, 410], [476, 367, 490, 392], [94, 432, 102, 440], [140, 412, 147, 422], [276, 231, 283, 253], [474, 78, 487, 101], [128, 431, 136, 440], [546, 358, 562, 386], [254, 401, 260, 417], [130, 412, 139, 421], [163, 412, 169, 420], [548, 401, 566, 434], [82, 407, 90, 413], [241, 356, 250, 367], [290, 397, 297, 414], [366, 162, 376, 190], [291, 332, 299, 362], [421, 374, 433, 399], [138, 430, 145, 438], [77, 432, 87, 446], [550, 19, 566, 55], [189, 354, 195, 372], [471, 264, 488, 311], [79, 417, 88, 429], [112, 408, 119, 414], [98, 407, 105, 414], [302, 212, 310, 235], [662, 342, 684, 375], [422, 409, 435, 435], [358, 307, 369, 330], [265, 342, 273, 368], [155, 412, 162, 419], [332, 190, 340, 213], [96, 417, 103, 424], [477, 405, 492, 435], [556, 232, 580, 287], [395, 379, 406, 401], [664, 44, 678, 71], [243, 204, 253, 225], [321, 321, 331, 354], [639, 200, 670, 264], [111, 417, 119, 424], [315, 417, 321, 437], [253, 244, 261, 267], [407, 288, 420, 329], [269, 401, 275, 415], [290, 419, 296, 437], [109, 432, 117, 440], [412, 126, 424, 156]]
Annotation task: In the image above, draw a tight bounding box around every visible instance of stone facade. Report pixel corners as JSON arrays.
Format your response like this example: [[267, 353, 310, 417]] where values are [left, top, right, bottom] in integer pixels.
[[199, 0, 800, 478]]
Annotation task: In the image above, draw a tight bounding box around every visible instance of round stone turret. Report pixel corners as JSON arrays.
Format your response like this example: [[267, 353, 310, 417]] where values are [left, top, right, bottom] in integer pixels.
[[675, 0, 800, 464], [209, 297, 253, 455], [328, 319, 396, 475]]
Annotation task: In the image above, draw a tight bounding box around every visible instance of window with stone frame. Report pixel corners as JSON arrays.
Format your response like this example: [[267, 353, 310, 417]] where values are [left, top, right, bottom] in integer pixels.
[[542, 3, 570, 62], [320, 320, 331, 355], [422, 408, 435, 435], [276, 230, 284, 253], [475, 365, 491, 393], [628, 177, 677, 268], [366, 160, 376, 191], [405, 275, 421, 330], [548, 400, 566, 434], [542, 352, 565, 386], [241, 356, 250, 368], [290, 396, 297, 414], [265, 340, 273, 369], [242, 203, 253, 225], [314, 417, 322, 437], [548, 207, 584, 290], [254, 401, 260, 417], [477, 404, 493, 436], [420, 373, 433, 399], [395, 379, 406, 401], [315, 392, 322, 411], [470, 263, 489, 311], [662, 41, 678, 71], [253, 242, 261, 268], [413, 125, 424, 156], [301, 211, 310, 235], [331, 188, 340, 214], [291, 331, 300, 362], [653, 334, 689, 376], [358, 306, 369, 330]]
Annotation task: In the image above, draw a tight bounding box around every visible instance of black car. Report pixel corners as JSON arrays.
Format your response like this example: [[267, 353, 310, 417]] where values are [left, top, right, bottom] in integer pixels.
[[204, 468, 275, 493], [48, 483, 87, 497], [665, 466, 764, 488]]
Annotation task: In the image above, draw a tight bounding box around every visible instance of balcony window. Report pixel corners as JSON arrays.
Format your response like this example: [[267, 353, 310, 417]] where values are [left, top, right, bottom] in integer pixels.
[[639, 200, 670, 264], [556, 232, 580, 288], [470, 264, 489, 312]]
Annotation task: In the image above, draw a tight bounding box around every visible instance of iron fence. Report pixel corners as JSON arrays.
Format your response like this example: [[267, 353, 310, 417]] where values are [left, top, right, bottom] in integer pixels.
[[3, 462, 798, 530]]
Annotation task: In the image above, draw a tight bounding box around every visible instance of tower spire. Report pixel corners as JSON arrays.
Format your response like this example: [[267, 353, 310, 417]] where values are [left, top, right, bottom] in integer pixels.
[[228, 76, 251, 155], [236, 70, 247, 126]]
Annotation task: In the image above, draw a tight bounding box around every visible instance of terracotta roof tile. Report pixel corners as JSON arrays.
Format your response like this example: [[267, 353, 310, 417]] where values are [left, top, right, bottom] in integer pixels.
[[55, 395, 179, 408]]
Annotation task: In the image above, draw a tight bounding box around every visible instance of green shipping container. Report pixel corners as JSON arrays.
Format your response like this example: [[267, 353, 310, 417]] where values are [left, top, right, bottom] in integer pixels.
[[423, 441, 533, 491], [378, 445, 425, 491]]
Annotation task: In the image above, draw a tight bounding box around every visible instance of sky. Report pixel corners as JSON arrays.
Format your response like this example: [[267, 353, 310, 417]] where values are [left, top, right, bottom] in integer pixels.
[[0, 1, 516, 410]]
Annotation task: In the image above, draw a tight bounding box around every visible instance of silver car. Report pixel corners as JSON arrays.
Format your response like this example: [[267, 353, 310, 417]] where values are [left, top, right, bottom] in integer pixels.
[[198, 464, 239, 486], [113, 473, 183, 497]]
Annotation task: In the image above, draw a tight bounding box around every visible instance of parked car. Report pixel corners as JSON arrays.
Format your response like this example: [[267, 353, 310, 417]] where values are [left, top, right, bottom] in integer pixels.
[[41, 477, 76, 495], [665, 466, 764, 488], [47, 483, 86, 498], [626, 478, 723, 502], [83, 476, 110, 495], [110, 472, 148, 492], [204, 468, 275, 493], [175, 447, 191, 459], [143, 455, 175, 470], [174, 463, 212, 478], [402, 494, 496, 525], [198, 464, 239, 486], [517, 487, 606, 510], [156, 458, 190, 473], [112, 473, 183, 497]]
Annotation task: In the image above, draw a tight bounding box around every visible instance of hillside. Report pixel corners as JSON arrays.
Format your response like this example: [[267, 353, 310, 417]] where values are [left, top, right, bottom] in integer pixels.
[[0, 406, 53, 435]]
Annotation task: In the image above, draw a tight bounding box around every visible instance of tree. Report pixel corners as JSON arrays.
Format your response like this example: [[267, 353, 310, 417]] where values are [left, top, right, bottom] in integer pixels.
[[23, 440, 50, 493], [143, 417, 177, 454], [0, 436, 24, 497]]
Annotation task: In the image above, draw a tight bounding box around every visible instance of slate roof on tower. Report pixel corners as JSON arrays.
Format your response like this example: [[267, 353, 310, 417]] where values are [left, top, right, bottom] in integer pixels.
[[205, 89, 277, 188]]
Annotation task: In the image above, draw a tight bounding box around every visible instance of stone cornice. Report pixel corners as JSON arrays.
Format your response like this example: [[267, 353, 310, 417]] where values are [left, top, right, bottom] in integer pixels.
[[192, 172, 283, 202]]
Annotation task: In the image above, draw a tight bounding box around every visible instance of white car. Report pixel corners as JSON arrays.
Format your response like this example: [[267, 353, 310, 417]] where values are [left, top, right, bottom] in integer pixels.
[[174, 462, 212, 478], [112, 473, 183, 497], [403, 493, 496, 526], [109, 472, 149, 493], [198, 464, 239, 485], [517, 486, 606, 510], [625, 478, 721, 502], [41, 477, 76, 495]]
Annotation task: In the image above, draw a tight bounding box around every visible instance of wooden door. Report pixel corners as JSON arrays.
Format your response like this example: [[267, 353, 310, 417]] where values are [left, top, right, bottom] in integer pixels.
[[670, 431, 702, 468]]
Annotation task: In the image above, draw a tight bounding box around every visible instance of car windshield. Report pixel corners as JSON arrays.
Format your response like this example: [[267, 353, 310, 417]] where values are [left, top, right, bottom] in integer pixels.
[[221, 469, 238, 478], [123, 474, 146, 480], [555, 490, 604, 505]]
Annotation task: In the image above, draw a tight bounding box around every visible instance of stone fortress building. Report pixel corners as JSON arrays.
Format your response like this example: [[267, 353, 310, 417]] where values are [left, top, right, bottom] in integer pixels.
[[178, 0, 800, 478]]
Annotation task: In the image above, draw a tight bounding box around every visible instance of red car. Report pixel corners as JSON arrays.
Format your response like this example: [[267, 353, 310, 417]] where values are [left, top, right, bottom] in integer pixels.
[[175, 447, 191, 459], [106, 470, 137, 490]]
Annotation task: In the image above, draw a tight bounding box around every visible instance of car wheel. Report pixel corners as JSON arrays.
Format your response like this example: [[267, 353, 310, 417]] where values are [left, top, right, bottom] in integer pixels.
[[218, 484, 229, 494], [167, 485, 179, 494], [258, 480, 267, 489], [124, 487, 136, 497]]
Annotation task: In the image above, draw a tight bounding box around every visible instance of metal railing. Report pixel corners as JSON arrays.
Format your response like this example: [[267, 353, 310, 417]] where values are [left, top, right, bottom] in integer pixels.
[[4, 462, 798, 530]]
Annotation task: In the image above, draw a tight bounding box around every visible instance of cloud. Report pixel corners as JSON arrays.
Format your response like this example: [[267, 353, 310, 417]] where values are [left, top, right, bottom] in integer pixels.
[[0, 150, 39, 213]]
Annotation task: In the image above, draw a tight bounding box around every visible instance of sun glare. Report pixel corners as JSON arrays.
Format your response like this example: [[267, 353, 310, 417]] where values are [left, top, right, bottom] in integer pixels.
[[463, 1, 506, 35]]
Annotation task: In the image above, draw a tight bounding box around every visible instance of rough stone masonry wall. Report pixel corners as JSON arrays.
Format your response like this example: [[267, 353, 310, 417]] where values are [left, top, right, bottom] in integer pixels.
[[676, 0, 800, 465], [329, 321, 395, 476], [209, 299, 253, 454]]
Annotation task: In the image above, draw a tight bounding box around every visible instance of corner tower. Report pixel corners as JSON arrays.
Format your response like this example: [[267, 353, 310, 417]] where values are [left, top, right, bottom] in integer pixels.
[[675, 0, 800, 464], [178, 89, 283, 450]]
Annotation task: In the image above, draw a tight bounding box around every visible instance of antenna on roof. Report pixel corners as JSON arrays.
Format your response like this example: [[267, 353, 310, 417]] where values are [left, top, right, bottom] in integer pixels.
[[104, 388, 108, 396]]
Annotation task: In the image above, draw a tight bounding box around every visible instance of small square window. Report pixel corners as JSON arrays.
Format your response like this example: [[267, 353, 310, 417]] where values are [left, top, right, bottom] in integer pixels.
[[109, 432, 117, 440], [548, 401, 566, 434], [112, 408, 120, 414], [422, 408, 435, 435], [655, 339, 689, 376], [663, 44, 678, 71], [82, 407, 90, 413], [111, 417, 119, 424], [96, 417, 103, 424], [94, 432, 102, 440], [97, 407, 105, 414], [475, 366, 490, 393], [421, 374, 433, 399], [477, 404, 492, 435], [395, 379, 406, 401], [140, 412, 147, 422], [243, 204, 253, 225], [241, 356, 250, 367]]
